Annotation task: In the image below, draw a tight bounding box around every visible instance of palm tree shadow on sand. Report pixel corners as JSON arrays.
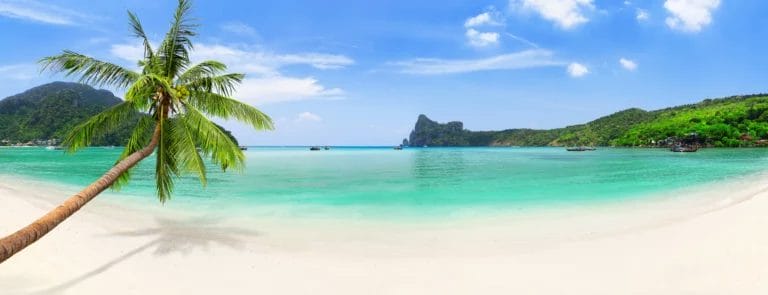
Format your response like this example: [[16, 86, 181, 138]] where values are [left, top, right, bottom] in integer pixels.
[[24, 216, 259, 295]]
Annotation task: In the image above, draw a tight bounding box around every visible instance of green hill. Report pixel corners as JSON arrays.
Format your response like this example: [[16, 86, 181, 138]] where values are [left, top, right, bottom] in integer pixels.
[[407, 94, 768, 147], [0, 82, 240, 147], [0, 82, 133, 145]]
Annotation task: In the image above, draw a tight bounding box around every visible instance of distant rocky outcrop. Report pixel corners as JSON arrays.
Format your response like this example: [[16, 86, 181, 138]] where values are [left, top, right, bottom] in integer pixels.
[[408, 115, 469, 146]]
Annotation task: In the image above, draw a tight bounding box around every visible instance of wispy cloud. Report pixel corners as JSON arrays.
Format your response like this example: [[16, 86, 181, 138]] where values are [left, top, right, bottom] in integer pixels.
[[109, 41, 352, 105], [463, 8, 503, 48], [220, 21, 258, 36], [0, 64, 39, 80], [510, 0, 595, 29], [392, 49, 563, 75], [236, 77, 344, 105], [295, 111, 323, 123], [619, 58, 637, 71], [636, 9, 649, 21], [505, 33, 540, 48], [464, 11, 502, 28], [466, 29, 499, 47], [567, 62, 589, 77], [664, 0, 720, 33], [0, 0, 90, 25]]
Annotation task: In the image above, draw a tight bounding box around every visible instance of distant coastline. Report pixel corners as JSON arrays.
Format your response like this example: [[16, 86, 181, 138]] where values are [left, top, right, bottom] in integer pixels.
[[406, 94, 768, 148]]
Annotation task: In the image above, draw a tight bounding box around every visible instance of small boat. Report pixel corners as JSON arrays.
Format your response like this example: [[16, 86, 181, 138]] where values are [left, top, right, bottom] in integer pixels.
[[566, 146, 596, 152], [323, 146, 330, 150], [45, 146, 55, 150], [310, 146, 322, 151], [239, 146, 248, 151], [670, 145, 698, 152], [393, 146, 403, 150]]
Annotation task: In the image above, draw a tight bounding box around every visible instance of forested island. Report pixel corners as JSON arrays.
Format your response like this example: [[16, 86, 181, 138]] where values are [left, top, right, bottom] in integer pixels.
[[0, 82, 238, 146], [407, 94, 768, 147]]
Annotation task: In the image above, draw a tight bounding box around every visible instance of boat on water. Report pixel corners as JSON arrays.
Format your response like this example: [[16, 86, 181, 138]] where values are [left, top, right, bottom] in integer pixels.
[[239, 146, 248, 151], [566, 146, 597, 152], [393, 145, 403, 150], [670, 144, 699, 152], [323, 146, 330, 150], [310, 146, 322, 151]]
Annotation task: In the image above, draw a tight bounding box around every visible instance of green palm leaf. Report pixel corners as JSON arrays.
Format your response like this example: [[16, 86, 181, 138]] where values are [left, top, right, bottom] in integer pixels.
[[40, 51, 139, 89], [180, 106, 244, 172], [127, 11, 154, 61], [187, 91, 274, 130], [159, 0, 196, 78], [62, 101, 140, 152], [39, 0, 270, 202]]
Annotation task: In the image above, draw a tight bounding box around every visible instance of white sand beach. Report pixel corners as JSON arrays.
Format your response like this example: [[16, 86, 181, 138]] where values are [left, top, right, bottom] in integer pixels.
[[2, 174, 768, 294]]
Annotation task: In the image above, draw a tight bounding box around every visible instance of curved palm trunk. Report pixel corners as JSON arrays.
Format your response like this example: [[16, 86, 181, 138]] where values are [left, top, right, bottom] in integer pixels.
[[0, 126, 161, 264]]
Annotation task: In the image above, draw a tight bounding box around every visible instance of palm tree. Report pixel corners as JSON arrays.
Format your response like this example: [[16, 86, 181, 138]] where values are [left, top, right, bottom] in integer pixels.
[[0, 0, 272, 263]]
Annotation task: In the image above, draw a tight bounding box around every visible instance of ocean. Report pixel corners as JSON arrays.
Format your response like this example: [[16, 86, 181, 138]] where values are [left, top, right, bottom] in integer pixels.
[[1, 146, 767, 219]]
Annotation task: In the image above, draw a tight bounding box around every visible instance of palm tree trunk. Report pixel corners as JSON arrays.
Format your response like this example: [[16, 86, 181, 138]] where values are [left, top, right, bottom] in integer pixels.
[[0, 126, 161, 264]]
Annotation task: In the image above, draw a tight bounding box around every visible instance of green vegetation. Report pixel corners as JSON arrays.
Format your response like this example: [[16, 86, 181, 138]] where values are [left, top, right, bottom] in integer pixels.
[[409, 94, 768, 147], [614, 94, 768, 147], [0, 82, 240, 146], [0, 0, 272, 263], [0, 82, 134, 145]]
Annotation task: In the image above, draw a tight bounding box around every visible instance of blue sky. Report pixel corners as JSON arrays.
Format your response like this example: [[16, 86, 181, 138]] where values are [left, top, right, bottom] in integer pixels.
[[0, 0, 766, 145]]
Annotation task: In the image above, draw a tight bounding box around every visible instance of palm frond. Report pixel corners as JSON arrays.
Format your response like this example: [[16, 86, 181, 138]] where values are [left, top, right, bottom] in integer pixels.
[[125, 73, 176, 111], [184, 73, 244, 97], [155, 117, 180, 203], [177, 61, 227, 84], [169, 117, 207, 186], [187, 91, 273, 131], [112, 115, 156, 190], [127, 11, 154, 60], [158, 0, 196, 78], [62, 101, 139, 152], [40, 51, 140, 89], [179, 106, 244, 172]]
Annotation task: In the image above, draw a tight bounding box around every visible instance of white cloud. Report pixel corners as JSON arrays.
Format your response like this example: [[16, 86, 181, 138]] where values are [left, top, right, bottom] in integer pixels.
[[567, 62, 589, 77], [664, 0, 720, 33], [465, 29, 500, 47], [393, 49, 562, 75], [110, 42, 354, 72], [511, 0, 595, 29], [109, 42, 352, 105], [220, 22, 258, 36], [0, 0, 88, 25], [295, 112, 323, 123], [110, 44, 146, 64], [465, 12, 501, 27], [0, 64, 38, 80], [236, 77, 344, 105], [619, 58, 637, 71], [636, 9, 649, 21], [274, 53, 355, 70]]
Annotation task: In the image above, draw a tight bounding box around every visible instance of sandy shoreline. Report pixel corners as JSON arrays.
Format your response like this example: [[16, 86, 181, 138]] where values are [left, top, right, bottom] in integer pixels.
[[2, 174, 768, 294]]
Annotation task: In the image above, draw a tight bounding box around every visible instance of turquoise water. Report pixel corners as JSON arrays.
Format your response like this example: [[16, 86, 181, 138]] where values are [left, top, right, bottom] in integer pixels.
[[1, 147, 768, 217]]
